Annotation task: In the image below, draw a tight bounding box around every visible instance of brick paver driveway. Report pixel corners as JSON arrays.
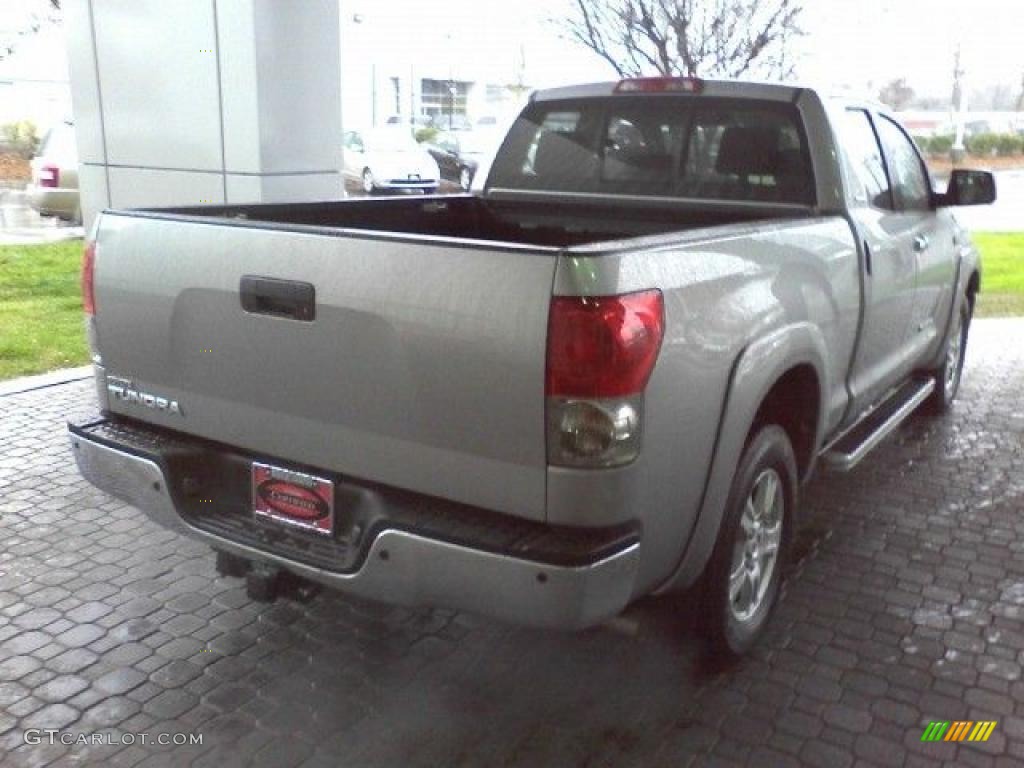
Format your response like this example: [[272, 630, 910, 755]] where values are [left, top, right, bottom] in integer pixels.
[[2, 319, 1023, 768]]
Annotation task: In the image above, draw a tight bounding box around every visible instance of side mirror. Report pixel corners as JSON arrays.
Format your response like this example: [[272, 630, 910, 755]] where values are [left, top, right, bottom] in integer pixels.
[[937, 169, 996, 207]]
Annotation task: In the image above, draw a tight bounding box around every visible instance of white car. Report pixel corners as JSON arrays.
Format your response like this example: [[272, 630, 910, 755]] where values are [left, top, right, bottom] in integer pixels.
[[27, 119, 81, 223], [343, 128, 440, 194]]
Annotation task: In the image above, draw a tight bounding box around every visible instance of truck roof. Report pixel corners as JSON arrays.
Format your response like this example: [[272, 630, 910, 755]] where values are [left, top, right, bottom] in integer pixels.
[[531, 78, 892, 116], [531, 78, 805, 104]]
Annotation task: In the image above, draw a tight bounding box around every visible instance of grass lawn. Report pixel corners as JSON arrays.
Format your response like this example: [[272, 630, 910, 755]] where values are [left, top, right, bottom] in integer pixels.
[[972, 232, 1024, 318], [0, 240, 89, 380], [0, 232, 1020, 382]]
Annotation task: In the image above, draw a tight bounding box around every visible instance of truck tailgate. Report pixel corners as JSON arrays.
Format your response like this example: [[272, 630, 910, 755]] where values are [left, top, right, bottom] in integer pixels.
[[92, 213, 558, 521]]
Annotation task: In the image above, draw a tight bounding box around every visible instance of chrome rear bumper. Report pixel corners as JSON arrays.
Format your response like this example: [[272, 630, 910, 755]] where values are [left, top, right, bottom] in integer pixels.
[[69, 425, 640, 630]]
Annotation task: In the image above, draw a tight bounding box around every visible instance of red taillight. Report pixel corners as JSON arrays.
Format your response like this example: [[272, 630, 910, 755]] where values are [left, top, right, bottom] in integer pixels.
[[39, 164, 60, 188], [82, 241, 96, 315], [546, 290, 665, 398], [614, 77, 704, 94]]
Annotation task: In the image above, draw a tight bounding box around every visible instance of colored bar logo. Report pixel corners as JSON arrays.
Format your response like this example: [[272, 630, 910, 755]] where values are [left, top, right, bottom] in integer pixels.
[[921, 721, 997, 742]]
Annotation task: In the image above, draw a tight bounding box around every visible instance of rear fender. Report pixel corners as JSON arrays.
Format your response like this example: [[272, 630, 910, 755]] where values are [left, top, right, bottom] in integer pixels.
[[655, 322, 830, 593]]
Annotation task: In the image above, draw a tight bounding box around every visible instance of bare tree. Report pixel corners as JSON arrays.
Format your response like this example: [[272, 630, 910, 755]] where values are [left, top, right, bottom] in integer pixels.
[[0, 0, 62, 62], [878, 78, 915, 112], [561, 0, 803, 80]]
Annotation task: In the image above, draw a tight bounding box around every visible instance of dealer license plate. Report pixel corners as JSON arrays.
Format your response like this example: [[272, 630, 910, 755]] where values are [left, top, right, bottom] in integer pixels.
[[251, 462, 334, 536]]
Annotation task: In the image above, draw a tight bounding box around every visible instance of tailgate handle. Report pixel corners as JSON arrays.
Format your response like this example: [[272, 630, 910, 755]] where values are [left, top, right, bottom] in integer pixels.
[[240, 276, 315, 322]]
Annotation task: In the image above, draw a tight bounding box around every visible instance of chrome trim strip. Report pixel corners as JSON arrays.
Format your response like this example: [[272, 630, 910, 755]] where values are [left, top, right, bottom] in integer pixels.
[[68, 430, 640, 630]]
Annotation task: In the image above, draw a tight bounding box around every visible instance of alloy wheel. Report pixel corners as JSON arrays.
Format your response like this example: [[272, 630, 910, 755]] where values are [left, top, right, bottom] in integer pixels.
[[728, 468, 784, 624]]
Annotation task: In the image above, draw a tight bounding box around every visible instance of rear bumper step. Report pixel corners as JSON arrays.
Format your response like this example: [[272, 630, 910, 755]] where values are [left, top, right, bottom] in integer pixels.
[[68, 416, 641, 629], [821, 377, 935, 472]]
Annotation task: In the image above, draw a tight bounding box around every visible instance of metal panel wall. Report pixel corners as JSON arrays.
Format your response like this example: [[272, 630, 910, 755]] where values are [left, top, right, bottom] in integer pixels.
[[64, 0, 343, 227]]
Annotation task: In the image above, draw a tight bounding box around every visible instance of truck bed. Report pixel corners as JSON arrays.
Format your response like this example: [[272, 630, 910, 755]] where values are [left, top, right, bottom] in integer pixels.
[[133, 194, 812, 249]]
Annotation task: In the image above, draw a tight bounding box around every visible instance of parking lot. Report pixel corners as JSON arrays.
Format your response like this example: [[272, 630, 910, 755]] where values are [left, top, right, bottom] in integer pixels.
[[0, 187, 82, 246], [1, 318, 1023, 767]]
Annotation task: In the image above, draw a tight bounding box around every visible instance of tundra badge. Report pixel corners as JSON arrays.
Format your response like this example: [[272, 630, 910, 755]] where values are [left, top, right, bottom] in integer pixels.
[[107, 376, 184, 416]]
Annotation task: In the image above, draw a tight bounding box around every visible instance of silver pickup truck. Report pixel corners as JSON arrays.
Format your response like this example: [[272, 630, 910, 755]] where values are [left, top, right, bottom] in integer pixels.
[[69, 77, 995, 655]]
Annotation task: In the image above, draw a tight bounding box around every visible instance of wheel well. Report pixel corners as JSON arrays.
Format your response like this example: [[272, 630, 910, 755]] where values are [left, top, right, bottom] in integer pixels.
[[967, 270, 980, 308], [750, 364, 820, 482]]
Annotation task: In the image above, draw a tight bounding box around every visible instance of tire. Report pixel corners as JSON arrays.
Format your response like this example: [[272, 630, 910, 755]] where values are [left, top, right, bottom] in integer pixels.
[[703, 425, 797, 658], [361, 168, 375, 195], [459, 166, 473, 191], [929, 295, 972, 412]]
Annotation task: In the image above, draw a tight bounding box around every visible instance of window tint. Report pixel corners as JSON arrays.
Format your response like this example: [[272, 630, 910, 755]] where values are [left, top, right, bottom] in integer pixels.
[[600, 107, 685, 192], [876, 116, 931, 211], [516, 109, 591, 181], [837, 110, 891, 209], [680, 108, 812, 203], [488, 97, 814, 204]]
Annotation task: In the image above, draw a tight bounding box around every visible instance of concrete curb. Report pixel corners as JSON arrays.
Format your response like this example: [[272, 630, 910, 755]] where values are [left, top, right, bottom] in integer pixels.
[[0, 365, 93, 397]]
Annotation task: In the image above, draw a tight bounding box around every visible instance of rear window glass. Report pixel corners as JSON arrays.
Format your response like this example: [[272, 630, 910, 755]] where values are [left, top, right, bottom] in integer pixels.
[[488, 97, 814, 205]]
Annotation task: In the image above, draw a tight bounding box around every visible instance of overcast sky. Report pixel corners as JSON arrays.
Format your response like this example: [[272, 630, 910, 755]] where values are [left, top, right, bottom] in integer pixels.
[[345, 0, 1024, 97], [3, 0, 1023, 101], [798, 0, 1024, 97]]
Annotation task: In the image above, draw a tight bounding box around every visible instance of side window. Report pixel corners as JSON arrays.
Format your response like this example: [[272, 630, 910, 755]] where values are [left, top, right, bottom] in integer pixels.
[[838, 110, 892, 210], [876, 116, 931, 211]]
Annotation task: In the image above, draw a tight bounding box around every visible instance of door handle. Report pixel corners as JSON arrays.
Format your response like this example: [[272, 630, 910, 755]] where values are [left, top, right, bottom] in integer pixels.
[[913, 235, 930, 253], [240, 276, 316, 322]]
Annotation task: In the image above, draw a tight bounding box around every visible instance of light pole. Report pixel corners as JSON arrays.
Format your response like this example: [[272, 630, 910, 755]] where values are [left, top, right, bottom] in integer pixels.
[[443, 31, 455, 130], [351, 13, 377, 127], [409, 64, 416, 137], [448, 81, 456, 130], [951, 46, 967, 163]]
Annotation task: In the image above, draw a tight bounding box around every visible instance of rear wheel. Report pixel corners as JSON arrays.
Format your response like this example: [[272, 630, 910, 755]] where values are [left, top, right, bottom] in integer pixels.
[[929, 295, 971, 412], [704, 425, 796, 657], [459, 166, 472, 191], [361, 168, 375, 195]]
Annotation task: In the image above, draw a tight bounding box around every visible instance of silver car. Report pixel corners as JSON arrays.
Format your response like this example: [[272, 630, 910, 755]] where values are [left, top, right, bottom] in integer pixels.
[[342, 128, 440, 195]]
